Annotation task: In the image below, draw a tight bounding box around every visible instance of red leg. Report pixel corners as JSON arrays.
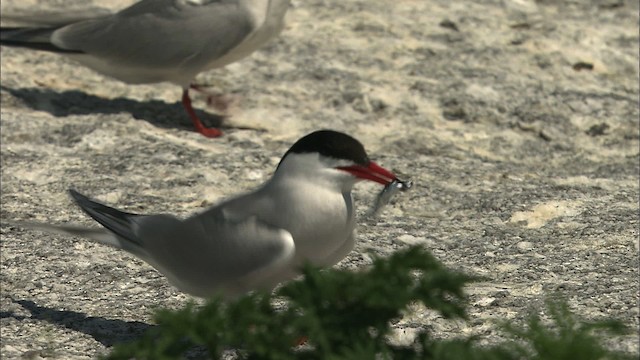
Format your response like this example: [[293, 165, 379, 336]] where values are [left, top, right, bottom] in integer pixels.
[[181, 88, 223, 138]]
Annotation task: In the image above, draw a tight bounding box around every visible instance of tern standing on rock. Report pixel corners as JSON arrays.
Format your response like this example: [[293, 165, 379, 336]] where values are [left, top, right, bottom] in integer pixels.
[[0, 0, 291, 138], [16, 130, 411, 298]]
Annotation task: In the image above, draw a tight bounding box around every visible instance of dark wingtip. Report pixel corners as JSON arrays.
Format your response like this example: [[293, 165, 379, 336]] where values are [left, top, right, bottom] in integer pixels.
[[1, 28, 85, 54], [68, 188, 88, 203], [67, 188, 138, 217], [66, 188, 142, 244], [68, 188, 102, 214]]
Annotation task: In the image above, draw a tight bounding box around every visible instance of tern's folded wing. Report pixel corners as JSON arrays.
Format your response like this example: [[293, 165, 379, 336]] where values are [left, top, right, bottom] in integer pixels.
[[135, 213, 295, 297], [0, 8, 113, 27], [51, 0, 254, 69]]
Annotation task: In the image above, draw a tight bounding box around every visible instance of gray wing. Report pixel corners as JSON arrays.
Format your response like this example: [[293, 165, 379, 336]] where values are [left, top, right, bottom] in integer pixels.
[[136, 212, 295, 297], [0, 8, 113, 27], [68, 189, 295, 297], [51, 0, 255, 69], [0, 8, 111, 53]]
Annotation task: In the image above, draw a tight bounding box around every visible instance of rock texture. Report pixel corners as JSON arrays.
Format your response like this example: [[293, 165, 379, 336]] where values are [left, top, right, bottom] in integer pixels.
[[1, 0, 638, 358]]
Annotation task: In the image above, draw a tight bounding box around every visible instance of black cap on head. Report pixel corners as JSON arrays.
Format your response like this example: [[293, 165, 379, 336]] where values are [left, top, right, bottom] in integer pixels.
[[280, 130, 370, 166]]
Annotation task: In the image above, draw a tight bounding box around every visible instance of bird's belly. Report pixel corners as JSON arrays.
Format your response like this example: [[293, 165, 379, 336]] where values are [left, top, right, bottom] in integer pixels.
[[69, 54, 191, 85]]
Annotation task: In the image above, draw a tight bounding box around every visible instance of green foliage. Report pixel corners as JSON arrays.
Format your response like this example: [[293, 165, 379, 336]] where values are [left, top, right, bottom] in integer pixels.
[[502, 299, 632, 360], [105, 247, 634, 360], [277, 246, 476, 357]]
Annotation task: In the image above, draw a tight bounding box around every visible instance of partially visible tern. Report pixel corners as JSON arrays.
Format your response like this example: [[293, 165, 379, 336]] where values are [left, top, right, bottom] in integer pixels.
[[0, 0, 291, 137], [17, 130, 410, 298]]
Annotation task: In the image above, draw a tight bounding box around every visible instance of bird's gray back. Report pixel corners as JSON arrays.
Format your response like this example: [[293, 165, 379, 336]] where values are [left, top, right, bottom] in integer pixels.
[[51, 0, 255, 78]]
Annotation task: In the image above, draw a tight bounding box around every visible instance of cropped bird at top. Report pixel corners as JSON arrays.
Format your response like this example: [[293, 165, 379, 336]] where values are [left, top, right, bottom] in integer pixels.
[[17, 130, 410, 298], [0, 0, 291, 137]]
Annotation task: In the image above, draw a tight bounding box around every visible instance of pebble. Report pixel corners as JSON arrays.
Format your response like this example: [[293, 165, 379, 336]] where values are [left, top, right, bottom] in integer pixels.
[[517, 241, 534, 251], [395, 234, 429, 245]]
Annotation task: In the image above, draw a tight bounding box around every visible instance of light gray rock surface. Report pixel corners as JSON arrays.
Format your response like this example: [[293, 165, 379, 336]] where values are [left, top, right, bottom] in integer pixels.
[[1, 0, 638, 358]]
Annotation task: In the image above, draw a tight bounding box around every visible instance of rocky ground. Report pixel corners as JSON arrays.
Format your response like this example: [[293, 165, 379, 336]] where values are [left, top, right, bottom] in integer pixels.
[[1, 0, 638, 358]]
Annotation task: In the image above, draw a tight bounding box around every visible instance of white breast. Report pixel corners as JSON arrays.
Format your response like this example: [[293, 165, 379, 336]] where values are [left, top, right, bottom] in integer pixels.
[[204, 0, 290, 70]]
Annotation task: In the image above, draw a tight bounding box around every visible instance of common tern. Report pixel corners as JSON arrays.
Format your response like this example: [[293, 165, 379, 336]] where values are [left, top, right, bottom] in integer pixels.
[[0, 0, 291, 137], [16, 130, 410, 298]]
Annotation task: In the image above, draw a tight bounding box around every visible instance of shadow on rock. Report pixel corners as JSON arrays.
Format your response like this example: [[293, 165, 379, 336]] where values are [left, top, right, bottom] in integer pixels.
[[1, 298, 154, 347], [0, 85, 224, 132]]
